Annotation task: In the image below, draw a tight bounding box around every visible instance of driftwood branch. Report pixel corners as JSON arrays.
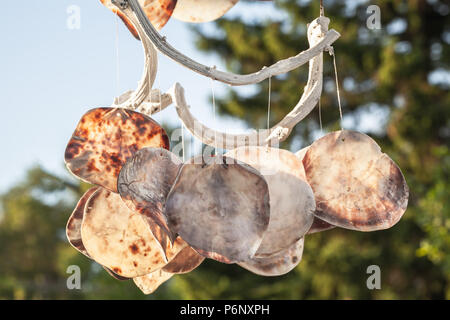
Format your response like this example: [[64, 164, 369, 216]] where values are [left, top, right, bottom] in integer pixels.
[[112, 6, 158, 111], [169, 17, 330, 148], [114, 0, 340, 86]]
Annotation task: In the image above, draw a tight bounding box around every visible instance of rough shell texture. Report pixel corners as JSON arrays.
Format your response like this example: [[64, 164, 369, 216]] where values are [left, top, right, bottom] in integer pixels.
[[307, 216, 335, 234], [118, 148, 182, 244], [66, 187, 129, 281], [100, 0, 177, 38], [133, 269, 173, 295], [165, 155, 270, 263], [239, 237, 304, 277], [65, 108, 169, 192], [81, 188, 186, 278], [162, 246, 205, 274], [173, 0, 238, 23], [226, 147, 315, 257], [303, 130, 409, 231]]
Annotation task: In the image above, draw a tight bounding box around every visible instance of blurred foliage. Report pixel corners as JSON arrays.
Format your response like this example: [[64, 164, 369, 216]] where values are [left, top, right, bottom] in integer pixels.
[[0, 0, 449, 299]]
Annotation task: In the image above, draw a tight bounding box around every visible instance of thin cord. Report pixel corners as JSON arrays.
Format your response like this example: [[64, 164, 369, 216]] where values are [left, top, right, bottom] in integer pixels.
[[115, 12, 120, 100], [266, 77, 272, 149], [318, 98, 323, 131], [211, 78, 217, 156], [181, 123, 185, 162], [332, 51, 343, 126], [267, 77, 272, 131]]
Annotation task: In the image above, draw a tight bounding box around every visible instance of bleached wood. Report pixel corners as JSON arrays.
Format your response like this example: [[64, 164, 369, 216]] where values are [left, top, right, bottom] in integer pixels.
[[169, 17, 331, 148], [111, 6, 158, 111], [114, 0, 340, 86]]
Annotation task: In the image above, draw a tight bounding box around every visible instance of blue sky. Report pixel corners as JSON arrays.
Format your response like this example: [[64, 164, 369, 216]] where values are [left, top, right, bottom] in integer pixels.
[[0, 0, 282, 192]]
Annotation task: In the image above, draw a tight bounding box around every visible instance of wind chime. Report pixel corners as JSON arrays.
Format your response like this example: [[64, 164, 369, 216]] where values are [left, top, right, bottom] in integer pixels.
[[65, 0, 409, 294]]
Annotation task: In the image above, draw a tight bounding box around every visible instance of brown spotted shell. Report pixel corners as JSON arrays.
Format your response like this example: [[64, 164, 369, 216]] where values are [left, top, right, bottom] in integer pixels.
[[81, 188, 186, 278], [173, 0, 237, 23], [303, 130, 409, 231], [100, 0, 177, 39], [226, 147, 315, 257], [133, 269, 173, 294], [118, 148, 182, 244], [66, 187, 129, 281], [64, 108, 169, 193], [162, 246, 204, 274], [165, 155, 270, 264], [239, 237, 304, 277]]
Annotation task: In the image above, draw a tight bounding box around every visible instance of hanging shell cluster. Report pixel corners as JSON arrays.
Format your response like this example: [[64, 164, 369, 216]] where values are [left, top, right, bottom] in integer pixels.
[[63, 0, 409, 295], [64, 106, 409, 294]]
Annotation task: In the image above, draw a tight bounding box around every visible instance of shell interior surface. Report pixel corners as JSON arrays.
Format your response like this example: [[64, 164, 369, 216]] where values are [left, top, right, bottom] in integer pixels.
[[66, 187, 129, 281], [226, 147, 315, 257], [173, 0, 238, 23], [239, 237, 304, 277], [165, 155, 270, 264], [303, 130, 409, 231], [64, 107, 169, 192], [307, 216, 336, 235], [296, 147, 336, 235], [133, 269, 173, 294], [162, 246, 205, 274], [118, 148, 182, 244], [81, 188, 186, 278]]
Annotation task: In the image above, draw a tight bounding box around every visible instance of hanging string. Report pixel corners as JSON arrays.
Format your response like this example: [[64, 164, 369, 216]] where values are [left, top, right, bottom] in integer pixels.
[[318, 98, 323, 131], [211, 78, 218, 156], [114, 12, 121, 100], [331, 49, 343, 126], [181, 122, 186, 162], [267, 76, 272, 132], [266, 76, 272, 149]]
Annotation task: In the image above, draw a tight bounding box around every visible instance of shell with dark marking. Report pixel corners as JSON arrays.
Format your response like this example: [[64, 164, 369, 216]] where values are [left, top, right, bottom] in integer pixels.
[[165, 155, 270, 264], [118, 148, 182, 244], [163, 246, 205, 274], [302, 130, 409, 231], [81, 188, 186, 278], [66, 187, 129, 281], [64, 108, 169, 192]]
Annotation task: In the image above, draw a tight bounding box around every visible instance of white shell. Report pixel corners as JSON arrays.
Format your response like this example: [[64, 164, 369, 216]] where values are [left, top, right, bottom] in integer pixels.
[[173, 0, 238, 23]]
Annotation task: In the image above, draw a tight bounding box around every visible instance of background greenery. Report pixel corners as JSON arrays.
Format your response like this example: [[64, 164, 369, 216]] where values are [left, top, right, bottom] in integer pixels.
[[0, 0, 448, 299]]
